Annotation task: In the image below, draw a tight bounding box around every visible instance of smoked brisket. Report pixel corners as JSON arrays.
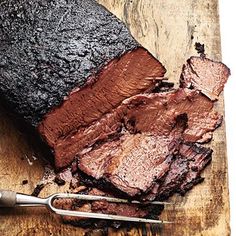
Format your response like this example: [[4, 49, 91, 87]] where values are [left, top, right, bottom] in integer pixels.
[[0, 0, 231, 226]]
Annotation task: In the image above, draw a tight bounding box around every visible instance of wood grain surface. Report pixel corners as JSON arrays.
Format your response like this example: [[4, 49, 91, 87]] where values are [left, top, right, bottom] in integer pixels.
[[0, 0, 230, 235]]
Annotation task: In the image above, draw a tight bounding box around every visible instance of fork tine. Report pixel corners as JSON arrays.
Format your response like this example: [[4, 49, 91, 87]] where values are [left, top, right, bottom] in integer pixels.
[[50, 206, 172, 224], [52, 193, 172, 205]]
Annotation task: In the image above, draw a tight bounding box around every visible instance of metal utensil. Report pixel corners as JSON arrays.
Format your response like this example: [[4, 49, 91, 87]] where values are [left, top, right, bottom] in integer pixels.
[[0, 190, 172, 224]]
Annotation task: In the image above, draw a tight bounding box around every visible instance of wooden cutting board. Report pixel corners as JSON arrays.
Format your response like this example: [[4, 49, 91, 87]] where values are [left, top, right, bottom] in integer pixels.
[[0, 0, 230, 235]]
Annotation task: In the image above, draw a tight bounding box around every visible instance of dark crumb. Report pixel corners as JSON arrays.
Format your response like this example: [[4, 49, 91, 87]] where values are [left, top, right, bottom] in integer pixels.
[[152, 81, 175, 93], [194, 42, 205, 57], [22, 179, 28, 185], [150, 224, 163, 236], [54, 176, 66, 186], [85, 228, 108, 236], [191, 35, 194, 40], [191, 166, 198, 171], [69, 181, 76, 189], [71, 159, 78, 174], [31, 183, 45, 197], [112, 221, 122, 229], [141, 224, 148, 236]]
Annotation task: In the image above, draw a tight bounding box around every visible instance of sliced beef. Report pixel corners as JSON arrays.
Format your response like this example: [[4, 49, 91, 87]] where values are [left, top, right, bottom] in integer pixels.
[[79, 133, 181, 196], [54, 57, 229, 168], [0, 0, 165, 168], [180, 56, 230, 100], [78, 88, 222, 196], [122, 89, 222, 143], [56, 88, 221, 168]]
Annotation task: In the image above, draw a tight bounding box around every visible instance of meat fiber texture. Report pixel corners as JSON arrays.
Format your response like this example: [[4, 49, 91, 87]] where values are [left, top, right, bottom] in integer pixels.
[[0, 0, 231, 225]]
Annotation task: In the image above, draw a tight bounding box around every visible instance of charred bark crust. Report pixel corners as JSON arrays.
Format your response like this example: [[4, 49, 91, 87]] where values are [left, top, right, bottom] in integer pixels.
[[0, 0, 139, 126]]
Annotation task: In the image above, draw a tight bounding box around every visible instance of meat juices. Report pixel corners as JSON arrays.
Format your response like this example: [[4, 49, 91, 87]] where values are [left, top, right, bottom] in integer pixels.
[[0, 0, 230, 224]]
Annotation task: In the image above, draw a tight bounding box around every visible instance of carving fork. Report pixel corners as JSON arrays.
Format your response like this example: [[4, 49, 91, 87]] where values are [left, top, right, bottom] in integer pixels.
[[0, 190, 172, 224]]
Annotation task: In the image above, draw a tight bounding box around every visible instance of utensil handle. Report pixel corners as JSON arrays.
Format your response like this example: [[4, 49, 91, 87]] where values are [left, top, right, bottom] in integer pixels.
[[0, 190, 16, 207], [0, 190, 48, 207], [15, 192, 48, 207]]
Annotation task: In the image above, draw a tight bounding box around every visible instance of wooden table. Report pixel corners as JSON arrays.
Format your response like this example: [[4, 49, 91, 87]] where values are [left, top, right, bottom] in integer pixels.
[[0, 0, 230, 235]]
